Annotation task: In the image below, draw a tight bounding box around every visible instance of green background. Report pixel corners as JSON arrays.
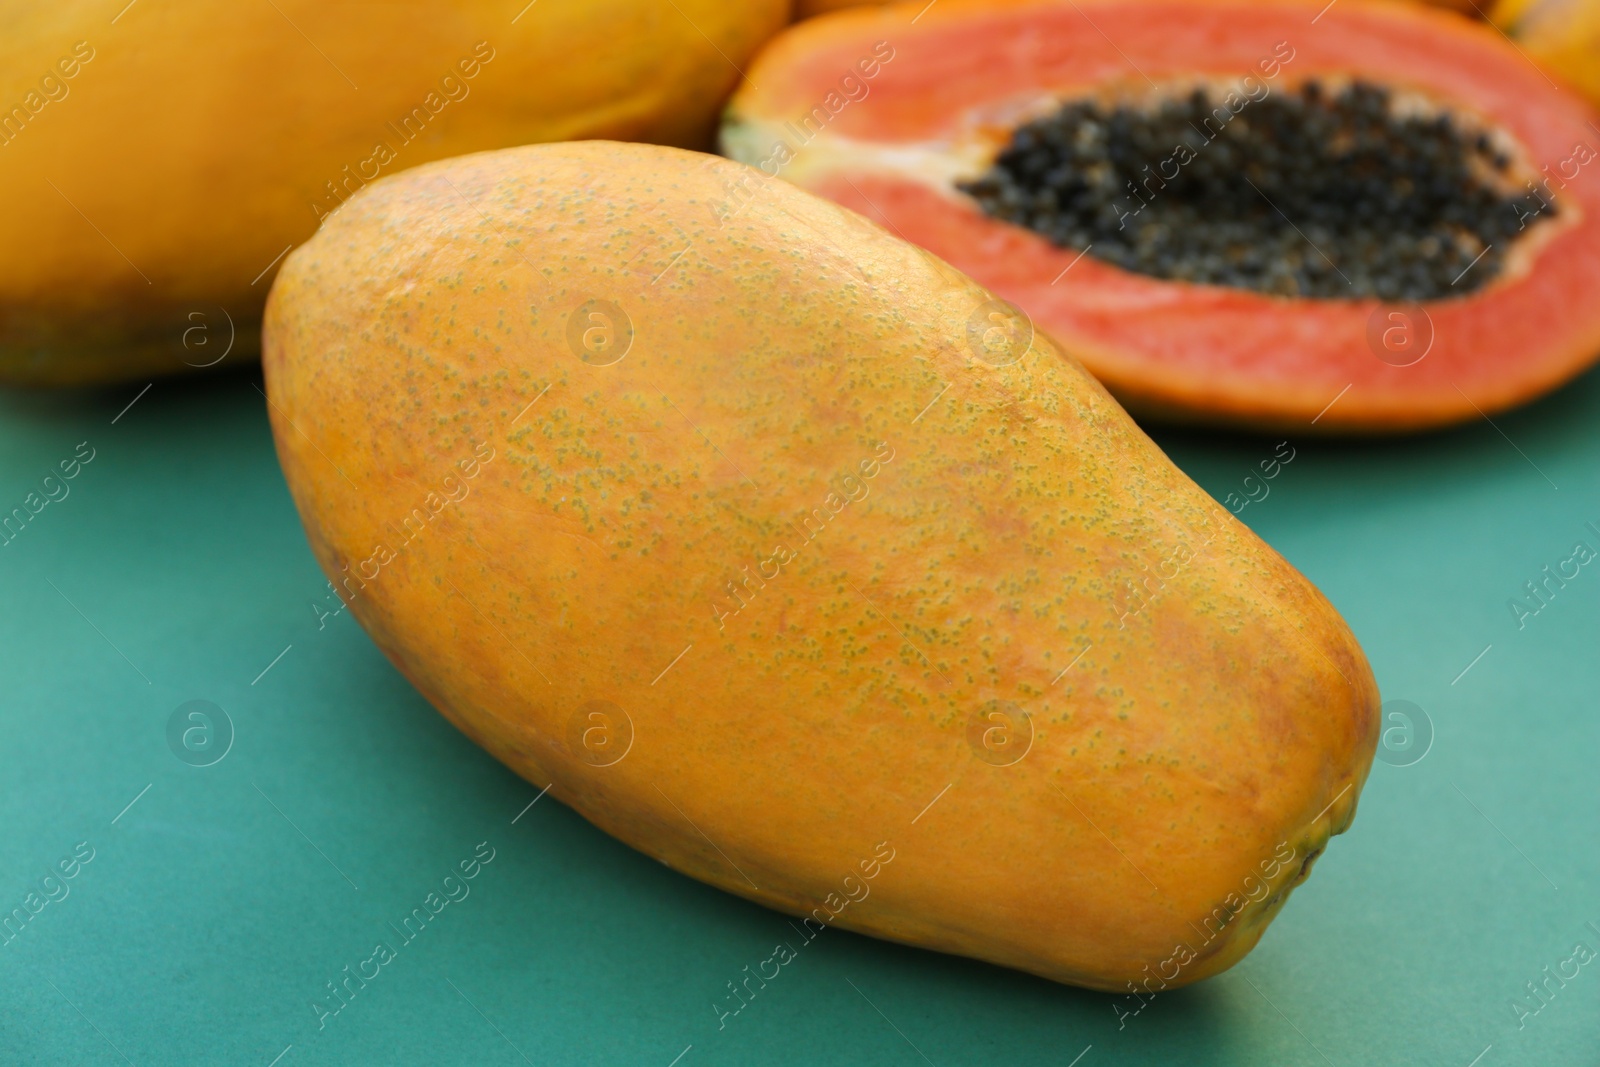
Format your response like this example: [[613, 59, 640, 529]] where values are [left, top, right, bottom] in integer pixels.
[[1, 366, 1595, 1066]]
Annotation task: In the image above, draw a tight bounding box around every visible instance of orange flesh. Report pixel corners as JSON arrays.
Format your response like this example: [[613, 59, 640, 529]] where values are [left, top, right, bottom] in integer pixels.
[[728, 0, 1600, 430]]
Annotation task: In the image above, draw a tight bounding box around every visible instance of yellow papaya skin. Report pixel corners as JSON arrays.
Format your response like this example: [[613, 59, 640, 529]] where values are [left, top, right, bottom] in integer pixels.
[[795, 0, 888, 17], [1493, 0, 1600, 105], [263, 141, 1379, 991], [0, 0, 787, 386], [795, 0, 1479, 18]]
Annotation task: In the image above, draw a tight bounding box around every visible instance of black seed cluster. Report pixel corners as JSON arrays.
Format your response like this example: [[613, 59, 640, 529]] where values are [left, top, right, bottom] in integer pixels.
[[958, 81, 1544, 300]]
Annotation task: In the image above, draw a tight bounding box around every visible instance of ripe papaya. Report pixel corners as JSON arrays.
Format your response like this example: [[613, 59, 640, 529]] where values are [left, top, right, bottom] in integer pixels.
[[263, 140, 1379, 990], [1493, 0, 1600, 106], [796, 0, 1480, 17], [724, 0, 1600, 432], [0, 0, 787, 386]]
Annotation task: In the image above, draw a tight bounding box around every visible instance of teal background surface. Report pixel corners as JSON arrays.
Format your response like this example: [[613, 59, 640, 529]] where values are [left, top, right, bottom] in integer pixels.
[[0, 368, 1595, 1066]]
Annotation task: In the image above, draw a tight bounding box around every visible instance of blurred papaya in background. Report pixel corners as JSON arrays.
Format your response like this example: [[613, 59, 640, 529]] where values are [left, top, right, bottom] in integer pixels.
[[0, 0, 787, 386], [1493, 0, 1600, 105], [794, 0, 1483, 18]]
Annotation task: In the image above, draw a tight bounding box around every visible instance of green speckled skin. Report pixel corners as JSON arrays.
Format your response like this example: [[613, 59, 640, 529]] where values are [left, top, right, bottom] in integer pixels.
[[262, 141, 1379, 991]]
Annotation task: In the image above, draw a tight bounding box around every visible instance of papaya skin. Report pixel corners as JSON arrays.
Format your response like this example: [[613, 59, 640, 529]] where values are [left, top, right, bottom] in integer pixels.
[[0, 0, 787, 386], [794, 0, 1480, 19], [263, 141, 1379, 991], [795, 0, 892, 17], [1493, 0, 1600, 105]]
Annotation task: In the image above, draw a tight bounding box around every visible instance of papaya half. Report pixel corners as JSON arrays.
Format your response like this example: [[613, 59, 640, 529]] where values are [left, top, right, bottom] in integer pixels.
[[1493, 0, 1600, 107], [724, 0, 1600, 432], [262, 140, 1379, 991], [0, 0, 786, 386]]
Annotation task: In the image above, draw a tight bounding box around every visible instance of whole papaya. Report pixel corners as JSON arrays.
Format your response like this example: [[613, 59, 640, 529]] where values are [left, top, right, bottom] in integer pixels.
[[263, 141, 1379, 991], [0, 0, 786, 385]]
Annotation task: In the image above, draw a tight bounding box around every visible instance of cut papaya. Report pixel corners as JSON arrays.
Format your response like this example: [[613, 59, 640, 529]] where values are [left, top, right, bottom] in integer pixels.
[[724, 0, 1600, 431]]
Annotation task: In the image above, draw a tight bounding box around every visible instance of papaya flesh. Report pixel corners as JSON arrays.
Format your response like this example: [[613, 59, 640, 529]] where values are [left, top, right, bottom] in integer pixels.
[[724, 0, 1600, 432], [263, 140, 1379, 990], [0, 0, 787, 386], [1493, 0, 1600, 107]]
